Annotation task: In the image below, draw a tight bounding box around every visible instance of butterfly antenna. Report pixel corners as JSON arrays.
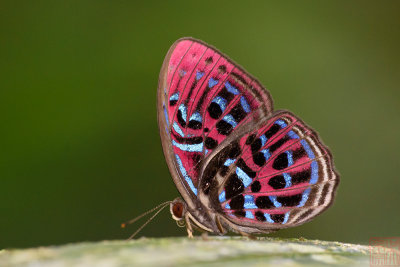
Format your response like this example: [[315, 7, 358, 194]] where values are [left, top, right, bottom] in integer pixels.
[[121, 201, 172, 240]]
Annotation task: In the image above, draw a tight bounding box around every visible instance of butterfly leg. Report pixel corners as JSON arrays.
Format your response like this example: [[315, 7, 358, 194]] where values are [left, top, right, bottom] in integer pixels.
[[184, 214, 194, 238], [238, 230, 256, 240]]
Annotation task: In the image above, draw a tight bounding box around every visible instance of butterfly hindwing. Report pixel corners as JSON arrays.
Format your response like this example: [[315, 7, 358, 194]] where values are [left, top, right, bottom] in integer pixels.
[[207, 111, 339, 230], [158, 38, 273, 201]]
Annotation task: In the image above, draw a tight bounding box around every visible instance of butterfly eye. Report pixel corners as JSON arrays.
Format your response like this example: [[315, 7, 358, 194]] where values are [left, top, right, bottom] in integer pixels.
[[172, 202, 184, 219]]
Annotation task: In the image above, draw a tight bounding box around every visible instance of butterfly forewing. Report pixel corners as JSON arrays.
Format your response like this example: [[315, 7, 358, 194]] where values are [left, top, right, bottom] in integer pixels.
[[158, 38, 273, 206]]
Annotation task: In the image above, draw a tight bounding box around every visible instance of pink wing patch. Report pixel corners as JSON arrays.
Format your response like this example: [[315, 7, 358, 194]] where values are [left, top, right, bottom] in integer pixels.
[[159, 38, 273, 196]]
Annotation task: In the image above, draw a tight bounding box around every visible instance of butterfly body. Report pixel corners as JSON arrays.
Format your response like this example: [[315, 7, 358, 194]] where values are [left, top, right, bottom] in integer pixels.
[[157, 38, 339, 237]]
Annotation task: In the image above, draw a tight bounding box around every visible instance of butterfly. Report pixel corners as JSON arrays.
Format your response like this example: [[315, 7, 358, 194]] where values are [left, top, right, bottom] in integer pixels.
[[157, 37, 339, 238]]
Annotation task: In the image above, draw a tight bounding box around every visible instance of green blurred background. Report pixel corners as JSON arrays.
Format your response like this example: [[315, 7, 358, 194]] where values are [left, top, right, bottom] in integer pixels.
[[1, 1, 399, 249]]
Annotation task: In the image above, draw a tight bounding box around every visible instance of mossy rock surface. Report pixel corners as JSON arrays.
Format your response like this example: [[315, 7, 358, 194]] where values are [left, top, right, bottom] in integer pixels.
[[0, 237, 373, 266]]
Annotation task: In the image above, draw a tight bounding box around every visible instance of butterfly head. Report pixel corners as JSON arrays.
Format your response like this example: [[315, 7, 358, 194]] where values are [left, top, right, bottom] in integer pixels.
[[170, 197, 187, 224]]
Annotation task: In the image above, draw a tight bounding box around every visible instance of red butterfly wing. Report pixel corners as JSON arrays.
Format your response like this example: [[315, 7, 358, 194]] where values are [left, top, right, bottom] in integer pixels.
[[202, 111, 339, 231], [158, 38, 273, 207]]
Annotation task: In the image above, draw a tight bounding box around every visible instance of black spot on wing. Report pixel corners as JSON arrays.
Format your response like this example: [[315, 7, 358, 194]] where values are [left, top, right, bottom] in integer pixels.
[[268, 175, 286, 189], [169, 100, 177, 106], [255, 211, 266, 222], [276, 194, 303, 207], [236, 158, 256, 178], [218, 87, 235, 103], [246, 134, 256, 145], [292, 169, 311, 185], [255, 196, 274, 209], [292, 147, 306, 160], [271, 214, 285, 223], [201, 167, 217, 195], [218, 65, 227, 74], [216, 120, 233, 135], [233, 210, 245, 217], [205, 137, 218, 149], [265, 124, 280, 139], [188, 120, 202, 130], [173, 135, 203, 144], [251, 181, 261, 192], [205, 56, 213, 64], [269, 136, 290, 154], [253, 152, 266, 167], [272, 153, 289, 170], [230, 103, 246, 123], [208, 102, 223, 119], [225, 173, 244, 199], [177, 109, 186, 127], [230, 195, 244, 210], [251, 138, 262, 153], [191, 153, 202, 164], [228, 142, 241, 158]]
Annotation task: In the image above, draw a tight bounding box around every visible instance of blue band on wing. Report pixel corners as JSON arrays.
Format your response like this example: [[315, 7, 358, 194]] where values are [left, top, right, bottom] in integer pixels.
[[264, 213, 274, 223], [260, 135, 267, 147], [282, 212, 290, 224], [224, 158, 236, 166], [269, 196, 282, 208], [163, 104, 169, 127], [244, 195, 257, 209], [300, 139, 315, 159], [310, 161, 319, 184], [261, 149, 271, 161], [169, 92, 179, 101], [287, 130, 299, 139], [208, 77, 219, 88], [225, 81, 240, 95], [178, 104, 187, 122], [236, 167, 252, 187], [189, 111, 202, 123], [283, 173, 292, 188], [275, 119, 287, 128], [172, 140, 203, 152], [196, 71, 204, 80], [219, 191, 226, 202], [222, 114, 238, 127], [245, 211, 254, 219], [240, 96, 251, 113], [175, 154, 197, 195], [173, 122, 184, 137], [286, 151, 294, 167], [300, 139, 319, 184], [297, 188, 311, 207], [212, 96, 227, 113]]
